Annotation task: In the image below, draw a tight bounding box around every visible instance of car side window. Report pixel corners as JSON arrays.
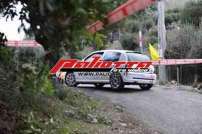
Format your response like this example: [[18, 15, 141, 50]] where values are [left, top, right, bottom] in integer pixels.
[[84, 52, 104, 62], [127, 53, 150, 61], [103, 52, 121, 62], [119, 53, 127, 61]]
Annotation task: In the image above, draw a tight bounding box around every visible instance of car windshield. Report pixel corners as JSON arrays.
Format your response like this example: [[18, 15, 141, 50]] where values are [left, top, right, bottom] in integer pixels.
[[126, 53, 150, 61], [103, 52, 121, 62], [84, 52, 104, 62]]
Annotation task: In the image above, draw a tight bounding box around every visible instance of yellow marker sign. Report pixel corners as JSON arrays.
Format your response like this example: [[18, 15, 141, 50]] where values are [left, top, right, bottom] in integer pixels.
[[149, 44, 160, 60]]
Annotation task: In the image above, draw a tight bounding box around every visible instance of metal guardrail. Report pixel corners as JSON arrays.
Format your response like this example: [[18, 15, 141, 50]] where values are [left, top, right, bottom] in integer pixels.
[[152, 59, 202, 66], [5, 40, 42, 48]]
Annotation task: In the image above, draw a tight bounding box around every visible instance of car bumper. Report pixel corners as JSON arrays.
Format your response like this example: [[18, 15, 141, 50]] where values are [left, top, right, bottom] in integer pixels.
[[122, 73, 156, 84]]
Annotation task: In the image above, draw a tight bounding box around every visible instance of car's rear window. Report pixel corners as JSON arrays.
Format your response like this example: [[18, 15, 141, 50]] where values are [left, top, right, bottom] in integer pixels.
[[126, 53, 150, 61]]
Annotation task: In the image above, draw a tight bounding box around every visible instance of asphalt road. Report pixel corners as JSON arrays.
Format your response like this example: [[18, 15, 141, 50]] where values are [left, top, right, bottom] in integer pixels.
[[77, 84, 202, 134]]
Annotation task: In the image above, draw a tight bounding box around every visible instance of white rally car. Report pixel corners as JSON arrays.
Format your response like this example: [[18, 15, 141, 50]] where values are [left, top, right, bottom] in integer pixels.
[[58, 50, 156, 90]]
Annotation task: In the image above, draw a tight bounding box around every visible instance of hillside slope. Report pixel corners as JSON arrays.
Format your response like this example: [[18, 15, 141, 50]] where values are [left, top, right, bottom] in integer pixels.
[[166, 0, 197, 9]]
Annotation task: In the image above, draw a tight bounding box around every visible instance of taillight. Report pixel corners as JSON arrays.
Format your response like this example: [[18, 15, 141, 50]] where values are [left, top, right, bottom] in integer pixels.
[[149, 66, 155, 73]]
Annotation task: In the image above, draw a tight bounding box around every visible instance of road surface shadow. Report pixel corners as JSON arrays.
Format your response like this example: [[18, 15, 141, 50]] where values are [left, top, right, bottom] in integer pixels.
[[77, 84, 151, 93]]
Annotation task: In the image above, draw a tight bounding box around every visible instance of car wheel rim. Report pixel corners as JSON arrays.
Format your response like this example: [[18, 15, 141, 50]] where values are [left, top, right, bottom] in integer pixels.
[[65, 73, 76, 86], [110, 74, 121, 89]]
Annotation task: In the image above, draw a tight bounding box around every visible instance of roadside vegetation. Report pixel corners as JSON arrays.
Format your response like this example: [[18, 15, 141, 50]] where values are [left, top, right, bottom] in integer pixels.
[[0, 1, 126, 133], [165, 0, 202, 85], [0, 45, 161, 133], [0, 0, 202, 133], [0, 44, 110, 133]]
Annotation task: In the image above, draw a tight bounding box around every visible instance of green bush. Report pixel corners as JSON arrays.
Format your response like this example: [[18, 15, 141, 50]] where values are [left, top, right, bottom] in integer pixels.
[[0, 46, 12, 65], [120, 33, 139, 50], [181, 0, 202, 27], [165, 9, 180, 27], [0, 45, 55, 108]]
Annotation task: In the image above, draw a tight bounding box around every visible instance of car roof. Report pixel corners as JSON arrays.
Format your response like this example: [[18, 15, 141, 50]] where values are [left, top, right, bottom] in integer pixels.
[[94, 50, 142, 54], [83, 50, 149, 61]]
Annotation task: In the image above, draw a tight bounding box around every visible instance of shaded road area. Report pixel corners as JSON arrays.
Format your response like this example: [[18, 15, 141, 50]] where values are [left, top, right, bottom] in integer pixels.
[[77, 84, 202, 134]]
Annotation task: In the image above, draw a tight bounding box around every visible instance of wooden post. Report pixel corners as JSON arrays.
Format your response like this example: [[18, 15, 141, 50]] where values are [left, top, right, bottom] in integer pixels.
[[177, 66, 180, 86]]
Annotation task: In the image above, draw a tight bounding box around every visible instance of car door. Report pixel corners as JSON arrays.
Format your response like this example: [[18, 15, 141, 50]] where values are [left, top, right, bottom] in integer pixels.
[[102, 51, 123, 81], [74, 52, 106, 83]]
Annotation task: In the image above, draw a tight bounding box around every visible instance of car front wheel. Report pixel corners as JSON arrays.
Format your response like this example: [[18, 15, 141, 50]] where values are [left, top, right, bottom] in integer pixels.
[[139, 84, 153, 90], [109, 71, 124, 90], [65, 72, 77, 87]]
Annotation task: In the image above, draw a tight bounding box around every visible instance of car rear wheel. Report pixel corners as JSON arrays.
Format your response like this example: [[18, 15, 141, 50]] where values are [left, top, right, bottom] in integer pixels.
[[139, 84, 153, 90], [110, 71, 124, 90], [65, 72, 77, 87], [94, 83, 105, 88]]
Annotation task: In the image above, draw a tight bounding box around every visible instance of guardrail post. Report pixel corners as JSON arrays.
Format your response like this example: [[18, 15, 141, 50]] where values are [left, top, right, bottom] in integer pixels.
[[177, 65, 180, 86]]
